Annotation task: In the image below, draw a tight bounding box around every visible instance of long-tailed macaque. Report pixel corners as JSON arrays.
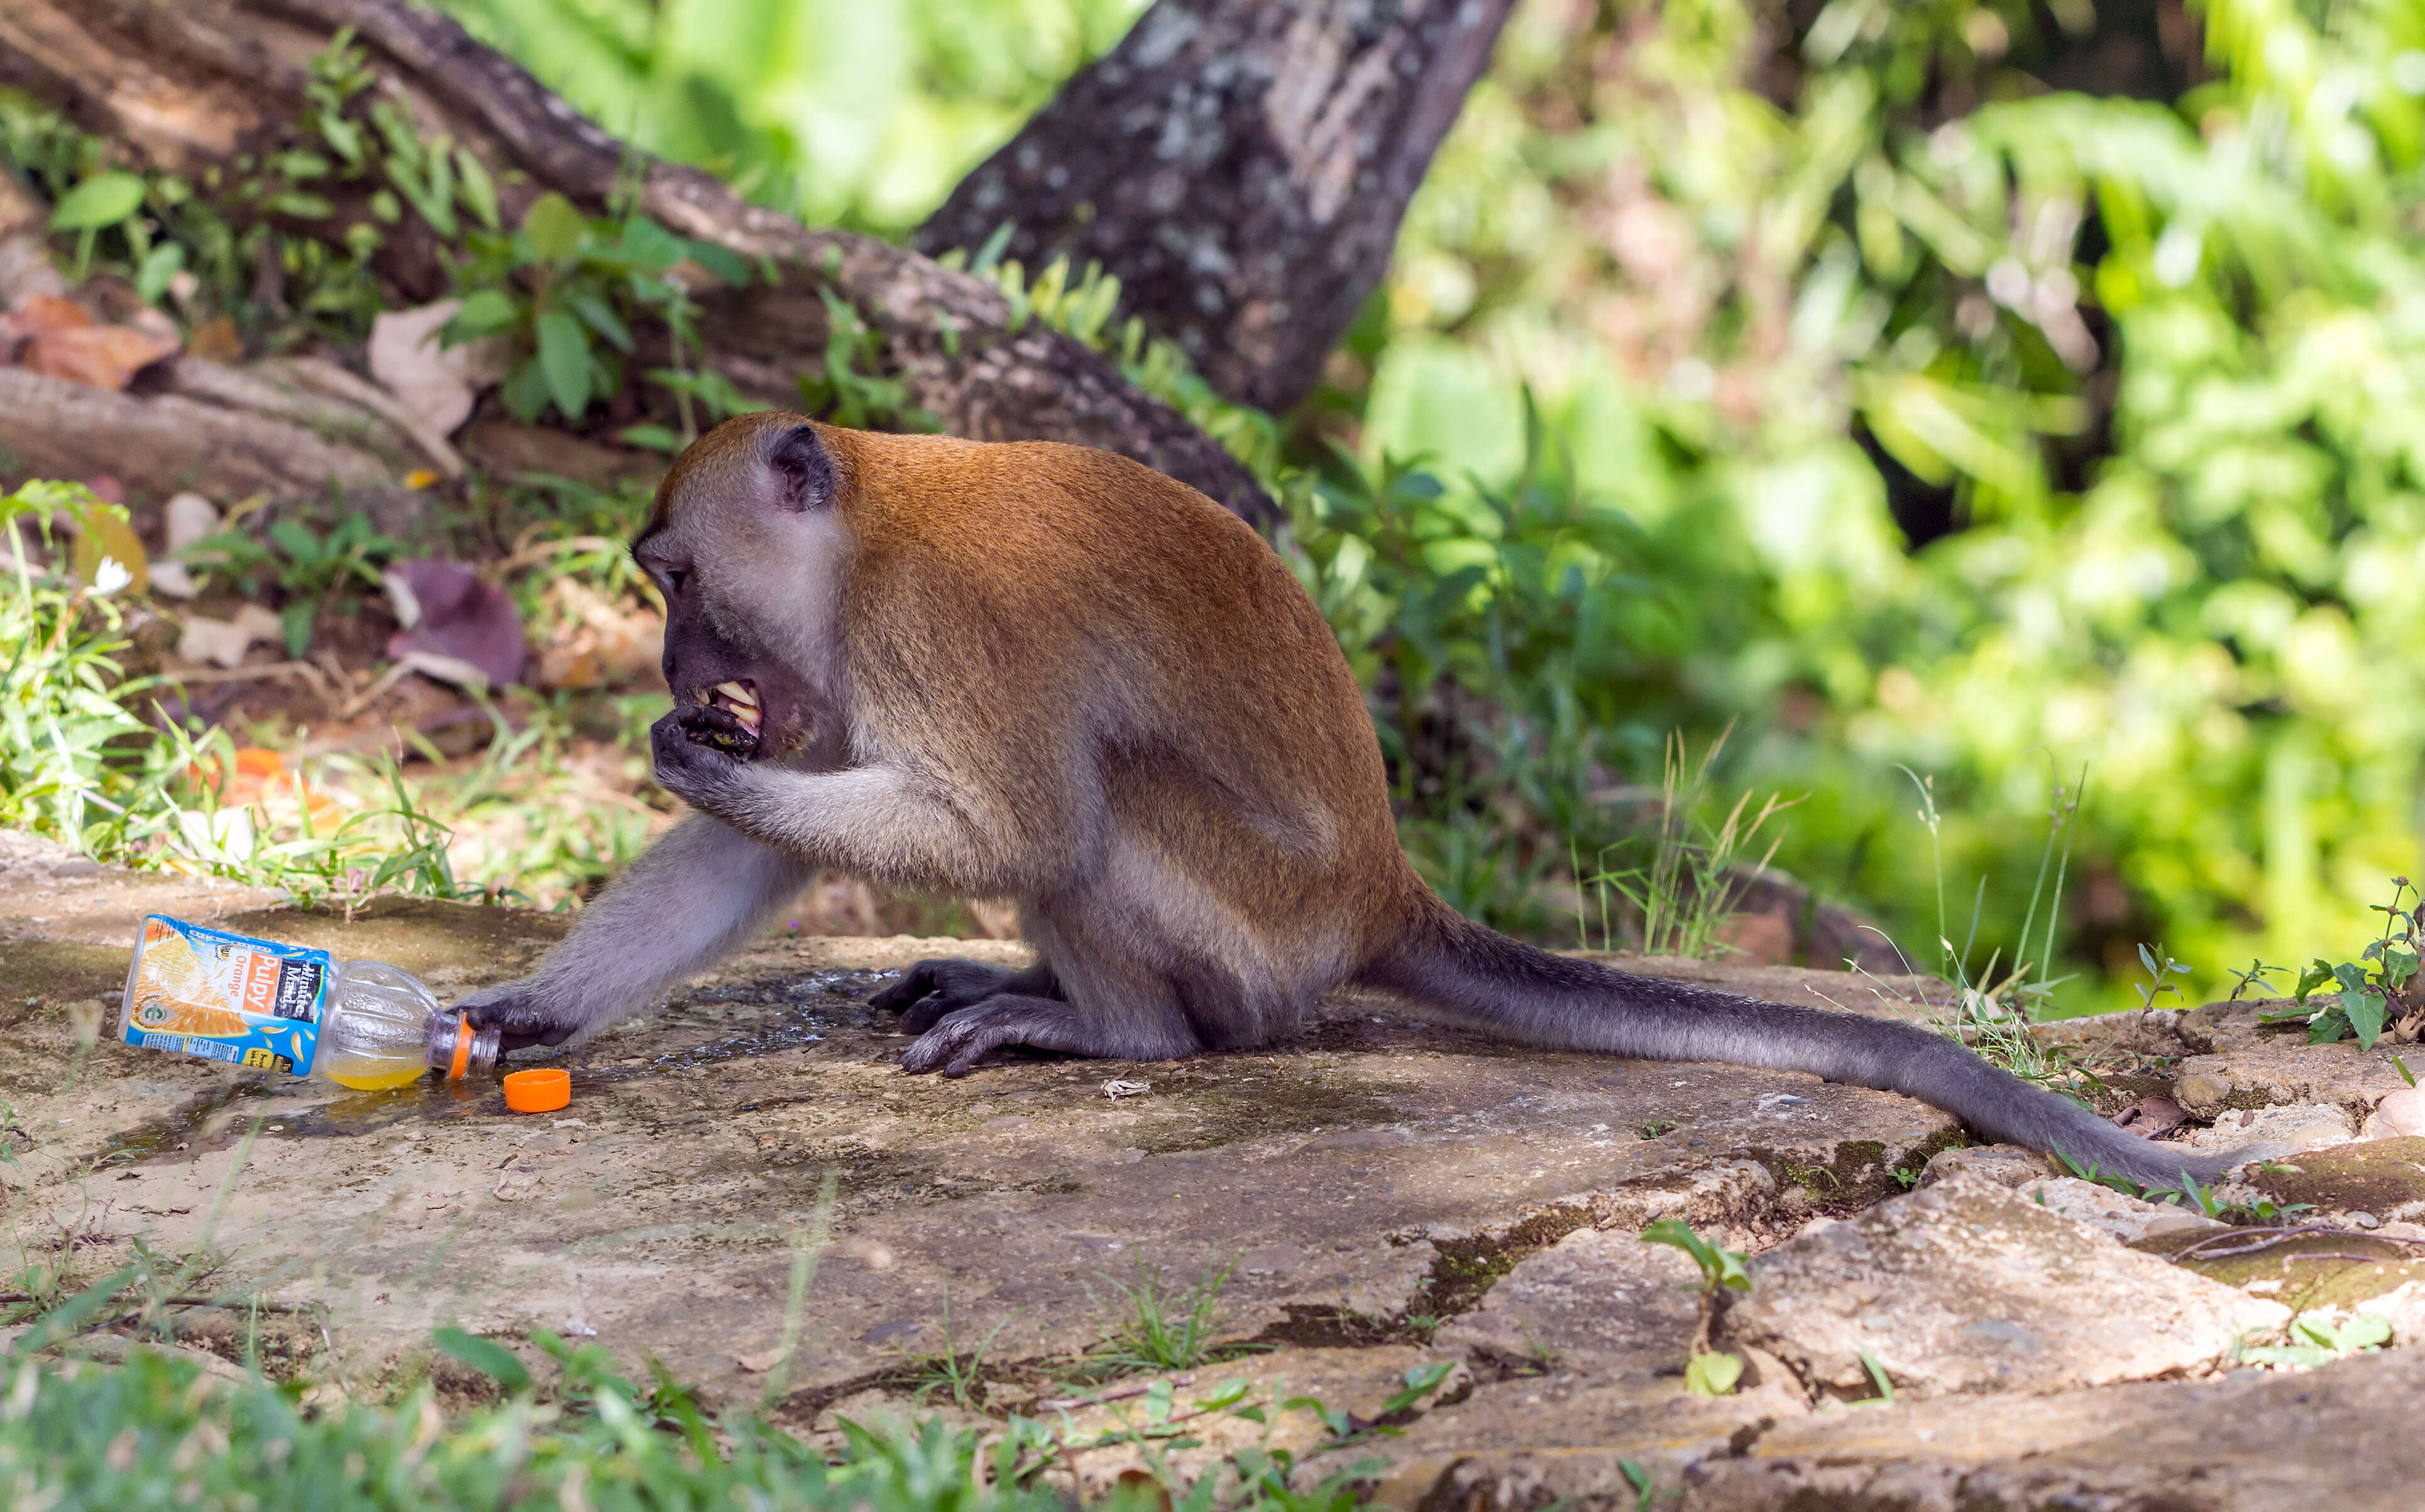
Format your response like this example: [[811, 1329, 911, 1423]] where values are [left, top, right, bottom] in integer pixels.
[[460, 413, 2224, 1188]]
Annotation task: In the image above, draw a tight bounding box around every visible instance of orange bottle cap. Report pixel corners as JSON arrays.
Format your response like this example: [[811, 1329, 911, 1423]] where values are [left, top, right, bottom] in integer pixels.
[[448, 1015, 475, 1079], [502, 1068, 571, 1114]]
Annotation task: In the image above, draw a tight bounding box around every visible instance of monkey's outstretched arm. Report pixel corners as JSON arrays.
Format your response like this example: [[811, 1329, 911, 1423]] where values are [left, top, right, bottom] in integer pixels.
[[458, 814, 812, 1049]]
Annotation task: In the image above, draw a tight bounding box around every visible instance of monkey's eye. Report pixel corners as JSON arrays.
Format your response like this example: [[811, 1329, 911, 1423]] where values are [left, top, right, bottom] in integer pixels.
[[656, 566, 688, 596]]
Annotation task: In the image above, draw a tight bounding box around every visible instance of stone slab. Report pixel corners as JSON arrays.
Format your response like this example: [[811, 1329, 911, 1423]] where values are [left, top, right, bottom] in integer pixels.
[[1718, 1173, 2287, 1398], [4, 892, 1959, 1417]]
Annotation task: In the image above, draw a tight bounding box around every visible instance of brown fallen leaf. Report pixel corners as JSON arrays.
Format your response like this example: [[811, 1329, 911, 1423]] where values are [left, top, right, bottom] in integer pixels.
[[4, 292, 180, 390], [185, 314, 243, 363]]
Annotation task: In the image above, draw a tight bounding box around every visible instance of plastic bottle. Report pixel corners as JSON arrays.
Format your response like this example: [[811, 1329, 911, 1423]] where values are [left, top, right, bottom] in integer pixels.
[[119, 914, 498, 1090]]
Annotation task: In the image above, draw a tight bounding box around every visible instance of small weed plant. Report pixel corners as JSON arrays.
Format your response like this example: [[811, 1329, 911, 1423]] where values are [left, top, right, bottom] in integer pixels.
[[187, 508, 401, 656], [2240, 1311, 2393, 1370], [443, 187, 756, 440], [2260, 878, 2425, 1050], [1639, 1219, 1749, 1397]]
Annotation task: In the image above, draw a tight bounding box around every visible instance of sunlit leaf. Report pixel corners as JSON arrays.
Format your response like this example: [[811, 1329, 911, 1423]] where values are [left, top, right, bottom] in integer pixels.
[[49, 173, 145, 231]]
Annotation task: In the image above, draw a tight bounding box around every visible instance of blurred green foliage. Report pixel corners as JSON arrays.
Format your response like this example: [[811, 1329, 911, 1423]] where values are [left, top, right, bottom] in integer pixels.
[[1319, 0, 2425, 1009], [180, 0, 2425, 1010]]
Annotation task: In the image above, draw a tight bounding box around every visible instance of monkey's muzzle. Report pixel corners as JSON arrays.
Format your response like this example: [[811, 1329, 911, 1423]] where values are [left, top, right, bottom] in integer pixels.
[[688, 679, 764, 758]]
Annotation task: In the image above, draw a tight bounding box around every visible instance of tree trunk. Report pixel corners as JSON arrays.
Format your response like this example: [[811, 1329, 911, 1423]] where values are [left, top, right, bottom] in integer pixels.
[[0, 0, 1276, 527], [916, 0, 1517, 415]]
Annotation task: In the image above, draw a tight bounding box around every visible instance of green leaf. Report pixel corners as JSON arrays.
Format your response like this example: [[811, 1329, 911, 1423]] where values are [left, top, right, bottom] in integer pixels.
[[2348, 990, 2389, 1049], [535, 310, 592, 419], [617, 216, 685, 271], [2336, 1312, 2393, 1351], [446, 288, 517, 340], [502, 359, 551, 422], [619, 424, 684, 454], [683, 238, 751, 285], [1193, 1378, 1251, 1412], [268, 518, 326, 566], [280, 601, 316, 658], [2307, 1007, 2353, 1045], [431, 1326, 532, 1393], [2383, 948, 2417, 989], [267, 191, 334, 221], [1378, 1360, 1455, 1415], [570, 292, 633, 352], [50, 173, 146, 231], [2296, 960, 2336, 1004], [135, 243, 185, 305], [1683, 1351, 1743, 1396], [1641, 1219, 1751, 1292], [523, 192, 588, 261], [454, 146, 500, 231]]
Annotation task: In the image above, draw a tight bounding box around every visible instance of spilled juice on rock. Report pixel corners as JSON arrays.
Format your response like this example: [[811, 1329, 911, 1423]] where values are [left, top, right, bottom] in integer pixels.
[[119, 914, 498, 1091]]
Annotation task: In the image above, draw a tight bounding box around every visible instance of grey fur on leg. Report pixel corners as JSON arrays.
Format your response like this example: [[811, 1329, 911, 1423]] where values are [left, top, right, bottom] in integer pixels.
[[459, 815, 811, 1051]]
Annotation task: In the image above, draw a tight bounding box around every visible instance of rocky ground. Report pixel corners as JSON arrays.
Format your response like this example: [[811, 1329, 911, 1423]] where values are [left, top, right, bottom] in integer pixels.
[[4, 830, 2424, 1509]]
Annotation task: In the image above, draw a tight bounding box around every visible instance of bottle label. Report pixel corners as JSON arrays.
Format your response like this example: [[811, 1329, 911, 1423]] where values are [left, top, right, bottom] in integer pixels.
[[120, 914, 327, 1077]]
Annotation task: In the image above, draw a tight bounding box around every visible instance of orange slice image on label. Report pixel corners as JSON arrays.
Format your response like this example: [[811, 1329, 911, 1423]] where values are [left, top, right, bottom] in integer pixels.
[[128, 993, 247, 1039]]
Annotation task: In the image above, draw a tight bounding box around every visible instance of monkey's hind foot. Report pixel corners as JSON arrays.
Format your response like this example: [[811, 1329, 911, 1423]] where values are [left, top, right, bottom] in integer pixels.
[[871, 958, 1057, 1034], [898, 995, 1131, 1077]]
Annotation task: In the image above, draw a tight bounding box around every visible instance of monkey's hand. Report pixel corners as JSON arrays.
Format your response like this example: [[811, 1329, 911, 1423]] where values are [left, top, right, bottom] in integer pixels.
[[456, 978, 586, 1053], [650, 705, 756, 811]]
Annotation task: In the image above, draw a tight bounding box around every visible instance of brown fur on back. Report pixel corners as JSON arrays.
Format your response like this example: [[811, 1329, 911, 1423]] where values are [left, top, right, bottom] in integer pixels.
[[823, 427, 1410, 956]]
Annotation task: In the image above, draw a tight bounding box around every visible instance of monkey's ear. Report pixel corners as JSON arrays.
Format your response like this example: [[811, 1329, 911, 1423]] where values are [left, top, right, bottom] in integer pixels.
[[766, 424, 835, 512]]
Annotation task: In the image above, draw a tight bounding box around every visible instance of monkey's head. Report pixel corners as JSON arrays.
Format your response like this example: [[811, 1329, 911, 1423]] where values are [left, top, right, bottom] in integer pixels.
[[634, 414, 851, 771]]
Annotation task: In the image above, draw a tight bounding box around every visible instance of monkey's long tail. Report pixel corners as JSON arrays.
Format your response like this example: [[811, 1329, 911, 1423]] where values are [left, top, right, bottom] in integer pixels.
[[1356, 901, 2230, 1192]]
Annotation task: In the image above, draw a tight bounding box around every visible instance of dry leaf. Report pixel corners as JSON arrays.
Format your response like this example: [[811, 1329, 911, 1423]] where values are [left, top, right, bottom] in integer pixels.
[[163, 491, 220, 554], [4, 292, 179, 390], [69, 505, 148, 596], [185, 314, 243, 363], [369, 299, 509, 437], [177, 603, 282, 669], [734, 1348, 786, 1374], [384, 558, 527, 688]]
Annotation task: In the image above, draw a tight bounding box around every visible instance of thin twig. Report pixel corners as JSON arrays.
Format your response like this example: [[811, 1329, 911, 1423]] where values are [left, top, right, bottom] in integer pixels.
[[155, 660, 326, 686], [1037, 1370, 1195, 1413]]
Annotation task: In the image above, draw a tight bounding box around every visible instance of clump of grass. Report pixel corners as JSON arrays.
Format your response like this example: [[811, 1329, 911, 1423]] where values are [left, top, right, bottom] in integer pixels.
[[0, 481, 177, 858], [1573, 724, 1800, 959], [6, 1307, 1059, 1509], [894, 1292, 1016, 1412], [1083, 1249, 1252, 1377]]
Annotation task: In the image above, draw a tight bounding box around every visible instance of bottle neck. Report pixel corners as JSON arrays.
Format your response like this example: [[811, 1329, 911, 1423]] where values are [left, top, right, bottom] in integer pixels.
[[424, 1012, 501, 1079]]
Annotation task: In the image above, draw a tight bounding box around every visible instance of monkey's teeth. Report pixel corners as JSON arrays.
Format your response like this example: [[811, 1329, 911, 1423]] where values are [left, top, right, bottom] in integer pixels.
[[714, 681, 758, 708]]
